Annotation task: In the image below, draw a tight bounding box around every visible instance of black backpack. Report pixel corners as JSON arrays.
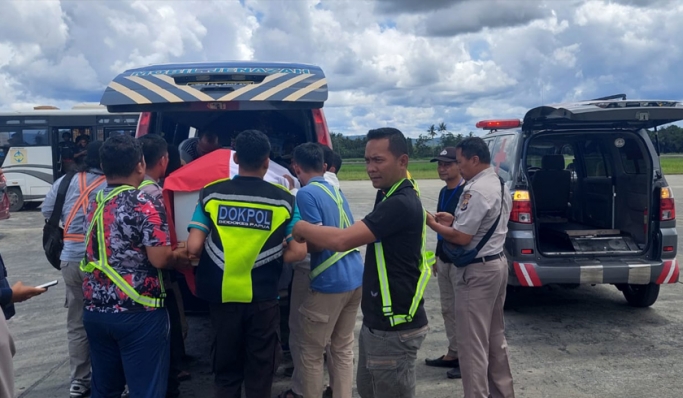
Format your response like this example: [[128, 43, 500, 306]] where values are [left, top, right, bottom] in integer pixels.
[[43, 172, 77, 270]]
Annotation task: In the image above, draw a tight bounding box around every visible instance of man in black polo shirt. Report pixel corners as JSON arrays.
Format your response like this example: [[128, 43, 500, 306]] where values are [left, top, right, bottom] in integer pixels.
[[293, 127, 432, 398]]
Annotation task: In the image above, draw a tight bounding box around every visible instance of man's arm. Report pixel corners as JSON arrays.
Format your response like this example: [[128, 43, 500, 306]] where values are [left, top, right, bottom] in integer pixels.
[[282, 203, 307, 262], [293, 193, 417, 252], [186, 201, 211, 260], [187, 229, 206, 260], [293, 220, 377, 253], [9, 281, 46, 303], [41, 175, 64, 219], [141, 195, 190, 270], [427, 213, 473, 246]]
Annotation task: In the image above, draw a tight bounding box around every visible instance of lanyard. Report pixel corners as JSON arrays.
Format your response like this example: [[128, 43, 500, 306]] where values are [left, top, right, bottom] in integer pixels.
[[437, 179, 463, 241], [439, 179, 463, 211], [381, 178, 410, 201]]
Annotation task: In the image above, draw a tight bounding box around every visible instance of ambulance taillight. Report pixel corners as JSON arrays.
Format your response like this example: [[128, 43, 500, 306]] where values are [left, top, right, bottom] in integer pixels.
[[511, 190, 532, 224], [136, 112, 152, 138]]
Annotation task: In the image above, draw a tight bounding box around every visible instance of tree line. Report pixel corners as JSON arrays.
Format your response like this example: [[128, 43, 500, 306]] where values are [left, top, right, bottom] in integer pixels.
[[649, 125, 683, 154], [330, 123, 683, 159], [330, 123, 473, 159]]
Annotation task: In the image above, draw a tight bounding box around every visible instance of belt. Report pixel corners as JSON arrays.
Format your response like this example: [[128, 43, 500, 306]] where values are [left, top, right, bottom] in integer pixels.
[[470, 252, 504, 264]]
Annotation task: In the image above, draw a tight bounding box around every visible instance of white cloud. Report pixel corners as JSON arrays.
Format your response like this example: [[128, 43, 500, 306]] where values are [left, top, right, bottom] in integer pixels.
[[0, 0, 683, 137]]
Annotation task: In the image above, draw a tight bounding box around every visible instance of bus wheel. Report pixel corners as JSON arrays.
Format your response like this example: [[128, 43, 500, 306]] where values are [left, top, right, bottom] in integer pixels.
[[7, 187, 24, 212]]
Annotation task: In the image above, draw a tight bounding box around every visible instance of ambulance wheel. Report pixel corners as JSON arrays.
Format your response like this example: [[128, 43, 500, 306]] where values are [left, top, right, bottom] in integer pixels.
[[8, 187, 24, 212], [619, 283, 659, 308]]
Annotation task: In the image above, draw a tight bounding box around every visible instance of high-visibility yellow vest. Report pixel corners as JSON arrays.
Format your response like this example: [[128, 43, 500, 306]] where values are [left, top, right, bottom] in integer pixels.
[[200, 178, 294, 303], [374, 178, 435, 327], [307, 182, 360, 280], [80, 181, 166, 308]]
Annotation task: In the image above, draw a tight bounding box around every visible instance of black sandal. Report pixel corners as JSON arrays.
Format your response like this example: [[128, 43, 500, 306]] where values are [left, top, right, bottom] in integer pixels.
[[425, 355, 459, 368]]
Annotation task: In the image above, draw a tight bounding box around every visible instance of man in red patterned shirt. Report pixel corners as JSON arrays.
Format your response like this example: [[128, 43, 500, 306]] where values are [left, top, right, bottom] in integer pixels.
[[81, 134, 190, 398]]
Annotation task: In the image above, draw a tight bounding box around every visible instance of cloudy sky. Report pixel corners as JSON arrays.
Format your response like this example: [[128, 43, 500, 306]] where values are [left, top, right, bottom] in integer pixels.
[[1, 0, 681, 137]]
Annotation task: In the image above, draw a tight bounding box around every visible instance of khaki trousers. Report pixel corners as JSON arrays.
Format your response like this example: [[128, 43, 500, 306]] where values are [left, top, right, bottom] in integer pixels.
[[436, 257, 459, 358], [297, 287, 361, 398], [61, 261, 91, 385], [455, 256, 515, 398], [0, 313, 15, 398]]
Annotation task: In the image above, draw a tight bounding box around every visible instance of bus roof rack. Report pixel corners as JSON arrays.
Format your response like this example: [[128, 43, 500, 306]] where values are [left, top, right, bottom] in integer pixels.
[[588, 94, 627, 101], [72, 103, 106, 110]]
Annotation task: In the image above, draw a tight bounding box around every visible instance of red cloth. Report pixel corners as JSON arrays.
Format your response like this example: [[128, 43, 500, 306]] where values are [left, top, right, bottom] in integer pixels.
[[162, 149, 232, 294]]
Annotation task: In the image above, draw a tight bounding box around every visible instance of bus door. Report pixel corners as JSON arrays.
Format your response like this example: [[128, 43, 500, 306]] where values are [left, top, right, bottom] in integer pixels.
[[52, 126, 94, 178]]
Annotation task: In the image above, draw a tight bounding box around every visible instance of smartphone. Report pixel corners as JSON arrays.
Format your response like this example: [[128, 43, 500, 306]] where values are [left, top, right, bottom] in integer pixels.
[[36, 280, 59, 289]]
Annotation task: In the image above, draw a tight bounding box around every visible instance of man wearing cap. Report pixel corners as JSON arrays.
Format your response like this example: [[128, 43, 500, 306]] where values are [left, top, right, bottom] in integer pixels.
[[424, 147, 465, 379], [427, 137, 515, 398]]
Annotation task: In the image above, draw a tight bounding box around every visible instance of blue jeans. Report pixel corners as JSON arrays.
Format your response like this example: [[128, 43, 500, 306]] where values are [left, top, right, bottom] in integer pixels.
[[83, 309, 170, 398]]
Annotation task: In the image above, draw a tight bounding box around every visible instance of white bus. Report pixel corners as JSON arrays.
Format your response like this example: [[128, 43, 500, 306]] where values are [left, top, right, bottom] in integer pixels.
[[0, 104, 139, 211]]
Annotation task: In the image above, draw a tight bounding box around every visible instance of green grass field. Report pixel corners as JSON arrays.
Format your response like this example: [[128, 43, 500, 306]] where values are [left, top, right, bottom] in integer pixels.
[[338, 155, 683, 181]]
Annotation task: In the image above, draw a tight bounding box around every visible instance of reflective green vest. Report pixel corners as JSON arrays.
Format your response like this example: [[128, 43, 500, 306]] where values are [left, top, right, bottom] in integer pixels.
[[80, 181, 166, 308], [374, 178, 435, 327], [307, 182, 360, 280], [201, 178, 293, 303]]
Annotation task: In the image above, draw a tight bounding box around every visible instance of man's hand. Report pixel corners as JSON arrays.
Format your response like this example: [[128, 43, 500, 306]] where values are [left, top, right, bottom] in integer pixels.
[[172, 247, 192, 270], [11, 281, 46, 303], [434, 212, 455, 226], [292, 221, 308, 243], [432, 264, 438, 277], [283, 174, 295, 190], [0, 168, 5, 183]]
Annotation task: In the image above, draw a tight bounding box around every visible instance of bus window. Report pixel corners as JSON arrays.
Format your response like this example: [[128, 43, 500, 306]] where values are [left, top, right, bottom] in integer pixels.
[[24, 119, 47, 125], [0, 128, 19, 165], [21, 129, 50, 145], [105, 127, 136, 138]]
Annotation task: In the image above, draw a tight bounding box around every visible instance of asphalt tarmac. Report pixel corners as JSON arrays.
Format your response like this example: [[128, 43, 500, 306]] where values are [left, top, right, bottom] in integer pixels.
[[1, 177, 682, 398]]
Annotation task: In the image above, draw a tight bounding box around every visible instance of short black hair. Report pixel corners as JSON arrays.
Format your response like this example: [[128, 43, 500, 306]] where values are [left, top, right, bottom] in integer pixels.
[[456, 136, 491, 164], [100, 134, 143, 179], [366, 127, 408, 158], [234, 130, 271, 171], [79, 141, 104, 172], [198, 129, 218, 140], [331, 151, 342, 173], [138, 134, 168, 169], [62, 132, 71, 139], [319, 144, 335, 171], [76, 135, 89, 143], [293, 143, 325, 173]]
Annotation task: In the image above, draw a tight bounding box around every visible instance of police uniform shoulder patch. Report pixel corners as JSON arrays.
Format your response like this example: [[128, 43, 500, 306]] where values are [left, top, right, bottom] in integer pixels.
[[460, 192, 471, 211]]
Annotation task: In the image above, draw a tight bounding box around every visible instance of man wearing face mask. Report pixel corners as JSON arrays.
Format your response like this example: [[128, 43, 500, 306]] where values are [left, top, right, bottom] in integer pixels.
[[427, 137, 515, 398]]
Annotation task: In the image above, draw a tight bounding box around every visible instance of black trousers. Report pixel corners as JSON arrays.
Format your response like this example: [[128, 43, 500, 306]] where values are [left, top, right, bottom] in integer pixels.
[[210, 300, 281, 398], [166, 287, 186, 398]]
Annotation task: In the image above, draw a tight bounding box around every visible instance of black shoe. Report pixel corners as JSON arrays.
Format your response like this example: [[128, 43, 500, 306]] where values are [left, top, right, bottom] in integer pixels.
[[447, 367, 462, 379], [283, 366, 294, 378], [425, 355, 459, 368]]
